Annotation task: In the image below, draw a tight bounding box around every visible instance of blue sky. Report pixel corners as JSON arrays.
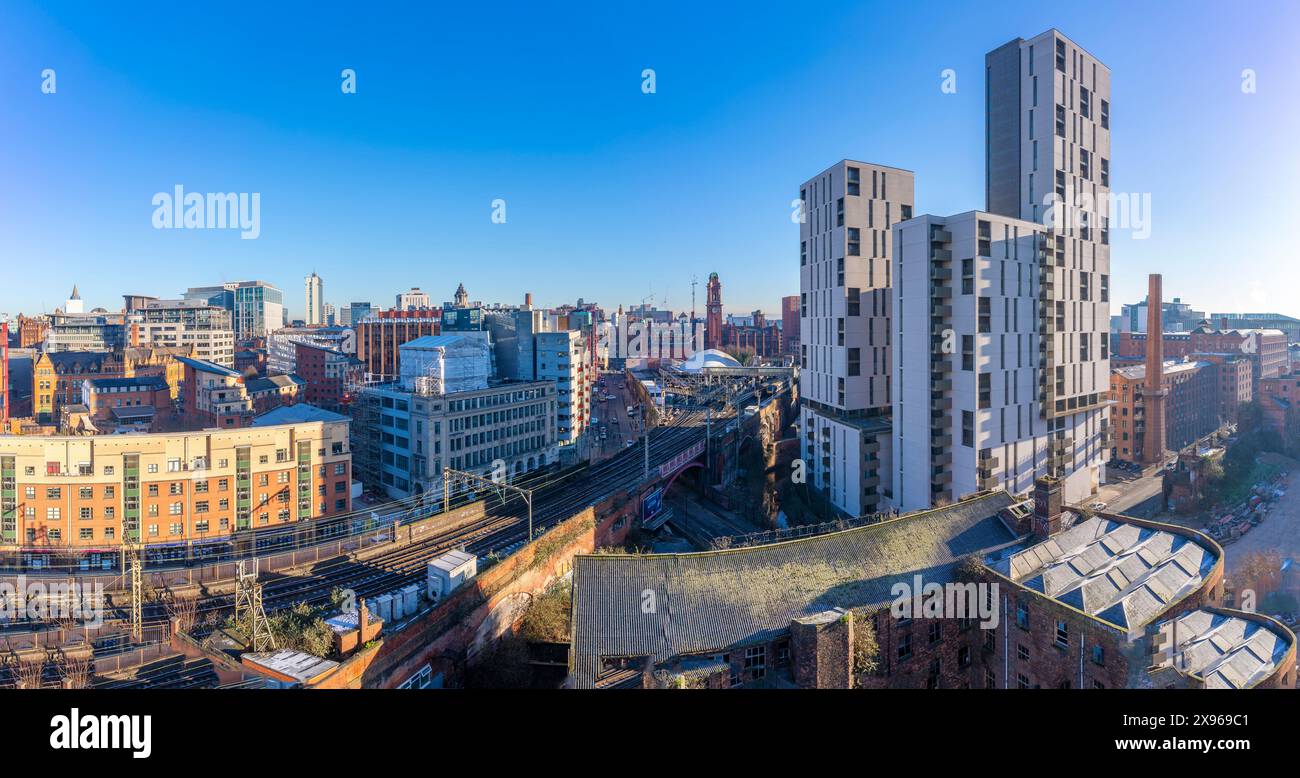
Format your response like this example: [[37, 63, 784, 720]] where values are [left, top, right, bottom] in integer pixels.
[[2, 0, 1296, 321]]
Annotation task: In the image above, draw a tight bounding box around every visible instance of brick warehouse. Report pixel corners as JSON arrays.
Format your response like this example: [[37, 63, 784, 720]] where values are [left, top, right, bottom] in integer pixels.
[[570, 486, 1295, 689]]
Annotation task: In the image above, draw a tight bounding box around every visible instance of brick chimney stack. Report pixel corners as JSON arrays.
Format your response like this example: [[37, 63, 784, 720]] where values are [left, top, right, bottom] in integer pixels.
[[1031, 476, 1065, 538], [1142, 274, 1168, 465]]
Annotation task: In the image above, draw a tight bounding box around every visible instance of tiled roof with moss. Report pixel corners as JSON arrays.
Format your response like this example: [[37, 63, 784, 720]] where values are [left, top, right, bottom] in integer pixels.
[[571, 491, 1018, 688]]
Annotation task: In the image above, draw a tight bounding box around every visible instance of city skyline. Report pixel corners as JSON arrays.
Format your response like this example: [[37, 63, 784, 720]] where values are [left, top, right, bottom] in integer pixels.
[[3, 1, 1297, 319]]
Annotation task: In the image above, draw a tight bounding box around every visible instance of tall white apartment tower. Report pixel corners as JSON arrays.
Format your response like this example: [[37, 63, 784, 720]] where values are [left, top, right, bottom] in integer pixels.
[[305, 272, 324, 326], [891, 30, 1111, 511], [799, 161, 914, 517]]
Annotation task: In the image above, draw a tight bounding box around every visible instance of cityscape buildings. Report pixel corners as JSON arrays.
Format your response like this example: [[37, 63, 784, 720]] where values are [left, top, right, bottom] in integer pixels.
[[305, 272, 324, 327]]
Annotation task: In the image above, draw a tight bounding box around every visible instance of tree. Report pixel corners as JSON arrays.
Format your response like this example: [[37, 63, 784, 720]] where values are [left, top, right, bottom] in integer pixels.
[[58, 655, 92, 689], [1237, 550, 1283, 603], [14, 660, 45, 689], [518, 581, 572, 643], [851, 610, 880, 687], [268, 601, 336, 658]]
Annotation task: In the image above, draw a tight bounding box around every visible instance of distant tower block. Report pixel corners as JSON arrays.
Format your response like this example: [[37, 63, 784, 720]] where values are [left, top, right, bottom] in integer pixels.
[[1142, 273, 1168, 464]]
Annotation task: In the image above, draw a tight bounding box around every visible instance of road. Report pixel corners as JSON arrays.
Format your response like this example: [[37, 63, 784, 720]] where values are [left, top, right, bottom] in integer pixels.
[[588, 373, 643, 463]]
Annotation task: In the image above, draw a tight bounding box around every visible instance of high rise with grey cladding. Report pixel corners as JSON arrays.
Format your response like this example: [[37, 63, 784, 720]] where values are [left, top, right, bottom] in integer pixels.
[[892, 30, 1112, 510], [798, 161, 913, 517]]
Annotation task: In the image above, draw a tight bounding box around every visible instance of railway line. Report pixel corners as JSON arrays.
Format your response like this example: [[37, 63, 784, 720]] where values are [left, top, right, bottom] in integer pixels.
[[7, 407, 721, 640]]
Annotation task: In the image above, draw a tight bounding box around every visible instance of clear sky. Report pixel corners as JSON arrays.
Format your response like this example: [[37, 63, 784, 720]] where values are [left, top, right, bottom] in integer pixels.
[[2, 0, 1296, 321]]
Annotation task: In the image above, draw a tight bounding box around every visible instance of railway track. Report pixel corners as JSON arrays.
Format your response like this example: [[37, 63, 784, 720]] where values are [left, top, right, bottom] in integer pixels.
[[10, 410, 719, 639]]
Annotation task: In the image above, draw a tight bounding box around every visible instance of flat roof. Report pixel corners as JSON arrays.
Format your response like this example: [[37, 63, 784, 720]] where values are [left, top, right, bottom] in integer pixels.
[[1157, 609, 1292, 689], [243, 649, 339, 683], [86, 376, 168, 391], [252, 403, 349, 426], [429, 549, 475, 572], [988, 516, 1218, 633]]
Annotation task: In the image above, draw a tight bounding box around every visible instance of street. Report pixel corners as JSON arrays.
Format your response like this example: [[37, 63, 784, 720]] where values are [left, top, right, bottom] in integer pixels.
[[586, 372, 643, 464]]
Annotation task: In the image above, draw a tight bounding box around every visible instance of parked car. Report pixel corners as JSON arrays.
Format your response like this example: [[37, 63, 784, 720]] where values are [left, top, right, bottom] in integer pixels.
[[1089, 501, 1107, 511]]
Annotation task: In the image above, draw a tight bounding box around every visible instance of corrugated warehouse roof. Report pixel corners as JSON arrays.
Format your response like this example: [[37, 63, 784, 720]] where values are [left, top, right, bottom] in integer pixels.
[[571, 491, 1018, 688]]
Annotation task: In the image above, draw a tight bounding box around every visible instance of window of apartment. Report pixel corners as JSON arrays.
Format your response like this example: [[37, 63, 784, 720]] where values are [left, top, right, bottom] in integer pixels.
[[1055, 104, 1066, 137], [1016, 601, 1030, 629], [744, 646, 767, 681], [1091, 644, 1105, 667], [836, 257, 844, 287], [1079, 148, 1091, 180], [985, 669, 997, 689], [1079, 87, 1091, 119], [1100, 158, 1109, 187], [897, 632, 913, 661], [847, 165, 860, 196], [977, 296, 991, 333], [775, 640, 791, 667], [928, 621, 941, 644], [977, 220, 991, 257], [978, 373, 991, 409], [847, 289, 860, 317], [1100, 99, 1109, 128], [958, 646, 971, 669], [800, 240, 807, 266], [837, 377, 845, 406], [848, 348, 861, 377], [836, 197, 845, 227], [962, 335, 974, 371], [847, 227, 860, 257], [837, 318, 845, 346], [79, 507, 93, 520], [1055, 170, 1066, 202], [961, 410, 974, 448], [1017, 644, 1030, 662], [961, 258, 974, 295], [1055, 620, 1070, 648]]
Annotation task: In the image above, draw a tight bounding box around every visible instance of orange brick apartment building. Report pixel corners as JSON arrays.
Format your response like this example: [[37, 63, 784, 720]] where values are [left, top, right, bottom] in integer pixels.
[[0, 404, 352, 548]]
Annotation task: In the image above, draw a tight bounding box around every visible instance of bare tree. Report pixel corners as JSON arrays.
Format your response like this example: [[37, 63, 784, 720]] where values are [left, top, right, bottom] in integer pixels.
[[58, 654, 92, 689], [14, 659, 45, 690], [167, 595, 199, 634]]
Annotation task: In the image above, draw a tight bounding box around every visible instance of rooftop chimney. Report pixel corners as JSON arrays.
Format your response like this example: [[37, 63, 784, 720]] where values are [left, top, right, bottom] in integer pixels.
[[1142, 274, 1168, 465], [1031, 476, 1065, 538], [524, 292, 533, 309]]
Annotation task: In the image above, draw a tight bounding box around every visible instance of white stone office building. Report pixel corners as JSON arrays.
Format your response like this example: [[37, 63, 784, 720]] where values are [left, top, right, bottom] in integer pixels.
[[130, 299, 237, 367], [798, 161, 914, 517], [354, 336, 559, 501]]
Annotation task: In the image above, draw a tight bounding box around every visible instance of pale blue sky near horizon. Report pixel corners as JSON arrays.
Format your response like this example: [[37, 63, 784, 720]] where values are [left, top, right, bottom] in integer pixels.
[[1, 0, 1296, 321]]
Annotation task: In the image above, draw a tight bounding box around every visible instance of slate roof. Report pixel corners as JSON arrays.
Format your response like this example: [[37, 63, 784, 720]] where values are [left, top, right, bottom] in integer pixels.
[[245, 374, 306, 393], [45, 351, 116, 373], [988, 515, 1218, 634], [571, 491, 1018, 688], [1158, 609, 1292, 689], [177, 356, 242, 378]]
